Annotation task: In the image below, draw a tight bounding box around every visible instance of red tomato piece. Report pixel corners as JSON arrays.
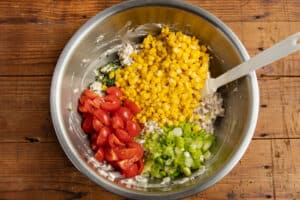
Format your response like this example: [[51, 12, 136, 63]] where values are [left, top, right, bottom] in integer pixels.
[[116, 159, 134, 170], [115, 129, 133, 143], [122, 163, 139, 178], [116, 147, 138, 160], [112, 115, 124, 130], [101, 95, 121, 112], [82, 116, 93, 134], [92, 96, 104, 108], [106, 86, 123, 98], [94, 109, 111, 126], [94, 148, 105, 162], [108, 134, 125, 147], [78, 105, 88, 113], [84, 99, 95, 114], [124, 99, 141, 115], [90, 132, 98, 142], [79, 95, 88, 105], [116, 107, 133, 121], [84, 89, 98, 99], [104, 147, 119, 162], [90, 132, 99, 151], [92, 117, 103, 132], [136, 159, 144, 174], [126, 120, 141, 137], [127, 142, 144, 161], [96, 126, 110, 146]]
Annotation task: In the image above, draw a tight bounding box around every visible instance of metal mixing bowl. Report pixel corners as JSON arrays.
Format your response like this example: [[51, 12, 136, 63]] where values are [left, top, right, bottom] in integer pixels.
[[50, 0, 259, 199]]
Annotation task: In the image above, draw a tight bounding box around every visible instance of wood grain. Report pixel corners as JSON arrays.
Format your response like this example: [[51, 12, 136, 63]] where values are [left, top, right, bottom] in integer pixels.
[[0, 76, 299, 142], [256, 77, 300, 139], [0, 140, 273, 200], [0, 24, 80, 76], [1, 0, 299, 24], [272, 139, 300, 200], [1, 0, 300, 199], [1, 22, 299, 76], [190, 140, 273, 200]]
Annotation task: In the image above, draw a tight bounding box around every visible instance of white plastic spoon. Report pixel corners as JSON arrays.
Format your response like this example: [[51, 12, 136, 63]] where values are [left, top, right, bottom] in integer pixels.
[[202, 32, 300, 96]]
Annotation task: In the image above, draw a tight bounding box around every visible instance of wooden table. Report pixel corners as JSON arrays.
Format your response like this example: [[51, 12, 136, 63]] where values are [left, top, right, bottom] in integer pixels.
[[1, 0, 299, 199]]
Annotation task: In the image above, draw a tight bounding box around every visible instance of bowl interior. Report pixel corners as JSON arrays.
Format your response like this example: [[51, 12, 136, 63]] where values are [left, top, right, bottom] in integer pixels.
[[52, 2, 257, 199]]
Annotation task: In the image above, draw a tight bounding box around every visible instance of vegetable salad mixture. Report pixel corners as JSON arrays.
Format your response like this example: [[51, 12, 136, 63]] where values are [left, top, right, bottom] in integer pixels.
[[78, 27, 224, 181]]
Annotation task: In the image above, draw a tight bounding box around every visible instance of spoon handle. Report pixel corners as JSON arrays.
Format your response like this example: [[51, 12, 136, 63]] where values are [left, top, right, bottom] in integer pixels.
[[212, 32, 300, 90]]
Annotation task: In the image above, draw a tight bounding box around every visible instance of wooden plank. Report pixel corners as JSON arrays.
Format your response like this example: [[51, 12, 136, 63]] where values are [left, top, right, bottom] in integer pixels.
[[0, 140, 272, 199], [0, 111, 56, 143], [0, 76, 299, 142], [0, 24, 80, 76], [189, 140, 273, 200], [0, 77, 50, 112], [255, 77, 300, 139], [0, 0, 52, 24], [2, 0, 298, 24], [227, 22, 300, 77], [0, 0, 106, 24], [272, 139, 300, 200], [1, 22, 299, 76]]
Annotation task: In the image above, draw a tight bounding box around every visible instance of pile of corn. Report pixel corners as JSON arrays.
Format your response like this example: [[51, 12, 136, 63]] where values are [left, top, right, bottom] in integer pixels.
[[114, 27, 209, 126]]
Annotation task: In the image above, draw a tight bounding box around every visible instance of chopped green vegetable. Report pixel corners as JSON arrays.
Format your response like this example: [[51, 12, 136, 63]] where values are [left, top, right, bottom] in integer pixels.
[[141, 122, 215, 179], [103, 76, 115, 86], [95, 61, 121, 87]]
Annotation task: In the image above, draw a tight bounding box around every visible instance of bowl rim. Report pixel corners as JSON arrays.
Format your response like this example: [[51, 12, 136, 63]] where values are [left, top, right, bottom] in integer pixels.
[[50, 0, 259, 199]]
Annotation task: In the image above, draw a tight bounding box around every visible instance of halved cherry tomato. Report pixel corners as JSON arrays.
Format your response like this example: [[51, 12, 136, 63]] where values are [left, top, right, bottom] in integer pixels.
[[124, 98, 141, 115], [90, 132, 98, 142], [94, 147, 104, 162], [78, 105, 88, 113], [84, 89, 98, 99], [116, 147, 138, 160], [116, 159, 134, 170], [82, 116, 93, 134], [104, 147, 119, 162], [127, 142, 144, 161], [112, 115, 124, 130], [94, 109, 110, 126], [122, 163, 138, 178], [115, 129, 132, 143], [90, 133, 99, 151], [126, 120, 141, 137], [101, 95, 121, 112], [136, 159, 144, 174], [108, 134, 125, 147], [84, 99, 95, 113], [106, 86, 123, 98], [92, 117, 103, 132], [92, 96, 104, 108], [79, 95, 88, 104], [116, 107, 133, 121], [96, 126, 110, 146]]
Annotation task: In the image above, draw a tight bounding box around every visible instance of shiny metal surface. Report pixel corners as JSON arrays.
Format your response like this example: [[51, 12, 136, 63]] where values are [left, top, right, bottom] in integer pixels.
[[50, 0, 259, 199]]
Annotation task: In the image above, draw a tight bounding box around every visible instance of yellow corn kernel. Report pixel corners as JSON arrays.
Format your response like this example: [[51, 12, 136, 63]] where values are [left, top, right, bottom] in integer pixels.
[[114, 27, 210, 126]]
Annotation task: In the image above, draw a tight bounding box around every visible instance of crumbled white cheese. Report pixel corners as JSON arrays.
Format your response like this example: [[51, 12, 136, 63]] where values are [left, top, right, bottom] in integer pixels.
[[89, 81, 104, 96], [173, 127, 183, 137], [161, 177, 171, 185], [118, 42, 135, 66], [194, 92, 224, 133], [142, 121, 163, 134]]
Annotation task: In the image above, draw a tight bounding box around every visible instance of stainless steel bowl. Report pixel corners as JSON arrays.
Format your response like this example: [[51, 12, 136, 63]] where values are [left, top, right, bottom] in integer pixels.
[[50, 0, 259, 199]]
